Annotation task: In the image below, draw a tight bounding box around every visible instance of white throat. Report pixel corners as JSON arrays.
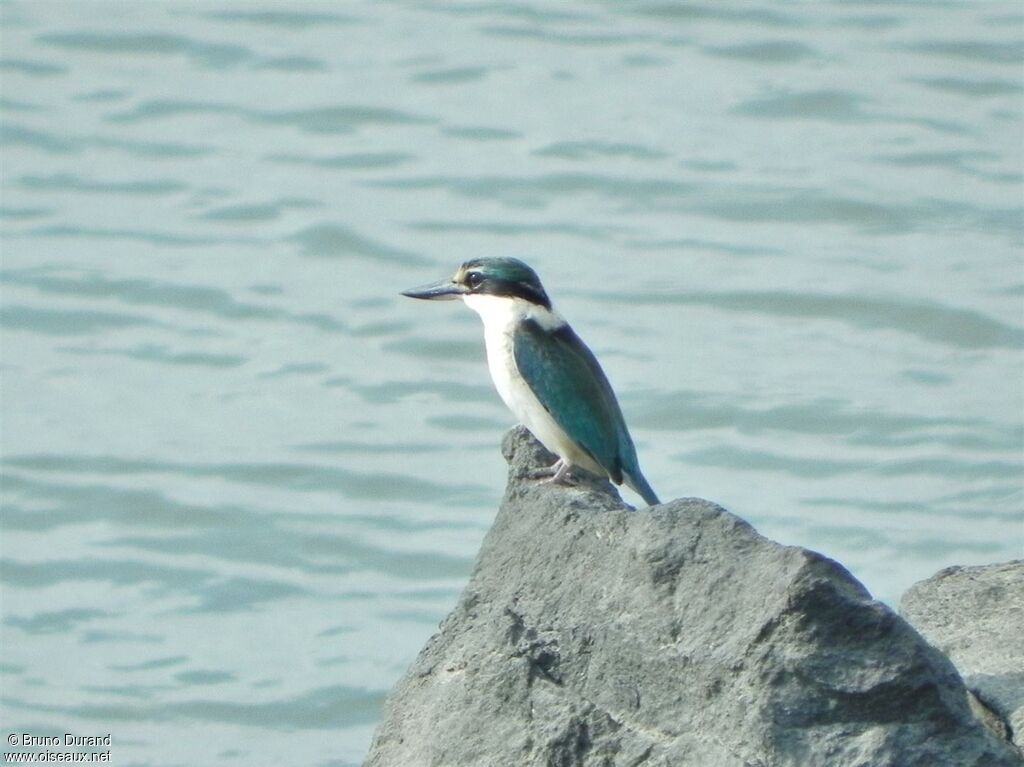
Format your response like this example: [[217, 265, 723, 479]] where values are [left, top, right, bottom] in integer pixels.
[[461, 293, 563, 334]]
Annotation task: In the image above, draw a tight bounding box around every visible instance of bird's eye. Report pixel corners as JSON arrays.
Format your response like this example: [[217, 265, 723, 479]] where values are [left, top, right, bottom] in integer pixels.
[[466, 271, 484, 289]]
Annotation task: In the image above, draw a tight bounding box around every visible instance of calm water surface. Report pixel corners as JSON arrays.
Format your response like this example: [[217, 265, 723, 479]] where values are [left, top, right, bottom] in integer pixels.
[[1, 2, 1022, 764]]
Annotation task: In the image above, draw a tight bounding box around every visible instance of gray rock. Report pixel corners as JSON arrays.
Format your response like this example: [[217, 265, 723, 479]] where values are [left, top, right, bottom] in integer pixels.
[[901, 561, 1024, 753], [365, 427, 1021, 767]]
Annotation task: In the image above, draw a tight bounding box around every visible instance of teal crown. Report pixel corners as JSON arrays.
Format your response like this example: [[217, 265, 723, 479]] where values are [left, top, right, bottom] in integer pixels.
[[458, 257, 551, 308]]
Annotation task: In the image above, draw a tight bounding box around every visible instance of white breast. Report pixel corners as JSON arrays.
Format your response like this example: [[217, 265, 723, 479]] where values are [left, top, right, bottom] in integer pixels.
[[461, 293, 604, 476]]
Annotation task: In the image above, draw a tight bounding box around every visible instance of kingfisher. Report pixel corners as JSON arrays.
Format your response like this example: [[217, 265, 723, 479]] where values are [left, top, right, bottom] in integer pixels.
[[401, 257, 660, 507]]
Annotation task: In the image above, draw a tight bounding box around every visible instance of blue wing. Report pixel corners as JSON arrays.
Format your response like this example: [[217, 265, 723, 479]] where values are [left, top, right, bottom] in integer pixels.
[[513, 319, 632, 484]]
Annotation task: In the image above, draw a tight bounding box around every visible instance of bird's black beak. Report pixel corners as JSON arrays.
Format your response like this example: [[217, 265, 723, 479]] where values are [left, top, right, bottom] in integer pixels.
[[400, 279, 466, 301]]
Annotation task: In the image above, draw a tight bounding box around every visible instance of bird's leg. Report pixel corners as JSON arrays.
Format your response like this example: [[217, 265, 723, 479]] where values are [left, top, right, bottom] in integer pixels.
[[549, 459, 575, 485], [529, 458, 560, 479], [529, 458, 576, 486]]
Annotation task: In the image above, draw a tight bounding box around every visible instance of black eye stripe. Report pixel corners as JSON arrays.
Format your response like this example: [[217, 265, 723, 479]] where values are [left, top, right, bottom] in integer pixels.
[[479, 279, 551, 309]]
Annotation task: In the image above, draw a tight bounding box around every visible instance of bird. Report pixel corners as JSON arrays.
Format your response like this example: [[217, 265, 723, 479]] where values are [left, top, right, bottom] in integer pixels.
[[401, 257, 660, 507]]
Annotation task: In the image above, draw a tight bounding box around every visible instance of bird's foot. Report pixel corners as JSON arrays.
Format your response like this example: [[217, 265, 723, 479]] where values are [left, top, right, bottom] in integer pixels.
[[529, 459, 576, 486], [528, 458, 560, 479]]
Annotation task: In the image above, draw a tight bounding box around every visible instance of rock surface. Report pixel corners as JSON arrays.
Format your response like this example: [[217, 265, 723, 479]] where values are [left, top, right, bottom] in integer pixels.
[[901, 561, 1024, 753], [364, 427, 1021, 767]]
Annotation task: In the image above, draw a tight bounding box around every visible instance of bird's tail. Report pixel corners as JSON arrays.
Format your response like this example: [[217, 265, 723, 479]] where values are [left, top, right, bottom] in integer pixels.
[[623, 469, 660, 507]]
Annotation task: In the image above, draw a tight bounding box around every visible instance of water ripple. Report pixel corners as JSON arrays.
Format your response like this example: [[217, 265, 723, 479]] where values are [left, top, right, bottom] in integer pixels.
[[0, 97, 46, 113], [7, 684, 384, 729], [259, 363, 330, 379], [4, 270, 280, 321], [110, 656, 188, 672], [704, 40, 818, 63], [368, 172, 695, 208], [292, 440, 449, 455], [73, 88, 131, 103], [532, 140, 668, 161], [4, 454, 489, 505], [266, 151, 415, 170], [5, 608, 114, 635], [106, 99, 437, 134], [421, 4, 592, 23], [0, 304, 157, 335], [1, 121, 212, 158], [630, 3, 799, 28], [59, 344, 248, 369], [36, 32, 253, 69], [381, 337, 483, 363], [0, 58, 66, 76], [23, 223, 248, 247], [635, 391, 1013, 449], [103, 531, 472, 583], [259, 105, 436, 133], [17, 173, 186, 196], [0, 206, 51, 221], [350, 379, 494, 405], [681, 445, 1019, 481], [1, 123, 76, 153], [480, 24, 652, 47], [805, 487, 1022, 521], [607, 290, 1024, 349], [255, 55, 327, 72], [878, 149, 998, 169], [0, 270, 348, 333], [287, 224, 427, 264], [733, 89, 871, 122], [405, 218, 623, 239], [204, 10, 360, 28], [899, 39, 1024, 65], [2, 473, 250, 531], [175, 670, 235, 685], [693, 192, 1014, 234], [913, 76, 1024, 98], [3, 468, 474, 585], [106, 99, 247, 123], [440, 125, 520, 140], [733, 87, 975, 135], [198, 203, 283, 222], [412, 66, 491, 85], [1, 553, 307, 613], [1, 556, 214, 591]]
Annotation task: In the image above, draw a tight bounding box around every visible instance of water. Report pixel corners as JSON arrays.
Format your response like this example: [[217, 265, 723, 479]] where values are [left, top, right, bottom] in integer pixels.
[[1, 1, 1021, 764]]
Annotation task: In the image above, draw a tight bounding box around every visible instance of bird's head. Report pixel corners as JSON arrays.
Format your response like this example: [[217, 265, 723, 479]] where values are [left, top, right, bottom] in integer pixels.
[[401, 257, 551, 309]]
